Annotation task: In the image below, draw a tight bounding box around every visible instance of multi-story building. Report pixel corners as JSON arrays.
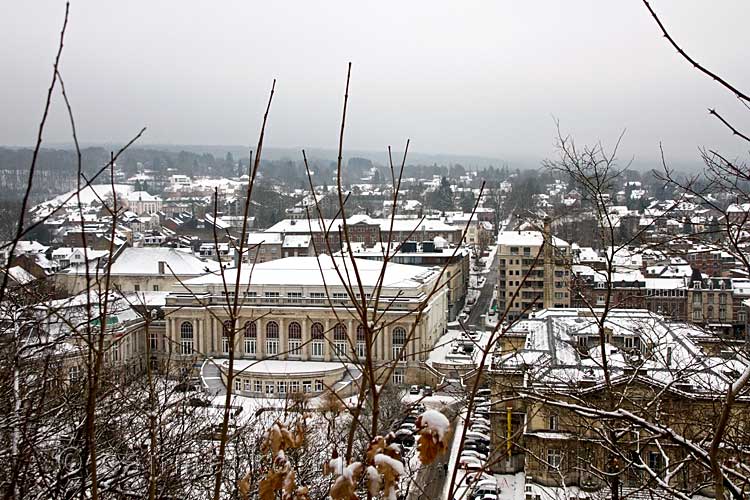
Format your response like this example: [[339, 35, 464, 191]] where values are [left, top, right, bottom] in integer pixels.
[[497, 227, 571, 321], [489, 308, 750, 498], [162, 255, 448, 393], [56, 247, 220, 294], [343, 241, 470, 321], [264, 215, 464, 255]]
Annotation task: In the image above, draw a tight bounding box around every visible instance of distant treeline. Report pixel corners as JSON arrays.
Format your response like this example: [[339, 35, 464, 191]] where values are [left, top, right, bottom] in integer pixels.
[[0, 147, 522, 203]]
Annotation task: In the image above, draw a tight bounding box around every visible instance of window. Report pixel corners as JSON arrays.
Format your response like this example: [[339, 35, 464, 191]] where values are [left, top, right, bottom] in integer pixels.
[[266, 321, 279, 355], [624, 337, 634, 349], [315, 379, 324, 392], [68, 365, 81, 383], [265, 291, 280, 297], [648, 451, 662, 473], [287, 291, 302, 303], [277, 381, 287, 395], [244, 322, 257, 356], [180, 321, 193, 355], [254, 380, 262, 393], [333, 323, 348, 357], [547, 449, 561, 470], [265, 382, 274, 395], [333, 292, 348, 300], [392, 368, 405, 385], [234, 379, 242, 392], [288, 322, 302, 356], [303, 380, 312, 393], [222, 320, 232, 355], [149, 332, 158, 351], [153, 285, 159, 291], [134, 284, 140, 292], [356, 324, 367, 359], [290, 381, 300, 393], [310, 292, 325, 299], [548, 414, 559, 431], [311, 322, 324, 358], [244, 379, 252, 392], [392, 327, 406, 360]]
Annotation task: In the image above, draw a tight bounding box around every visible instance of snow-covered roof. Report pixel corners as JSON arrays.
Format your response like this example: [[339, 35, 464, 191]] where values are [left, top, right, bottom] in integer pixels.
[[179, 255, 440, 291], [493, 308, 746, 396], [247, 232, 282, 245], [35, 184, 133, 210], [497, 230, 570, 248], [3, 266, 36, 285], [126, 191, 161, 202], [265, 216, 459, 235], [109, 247, 220, 276], [283, 234, 311, 248], [224, 359, 351, 376]]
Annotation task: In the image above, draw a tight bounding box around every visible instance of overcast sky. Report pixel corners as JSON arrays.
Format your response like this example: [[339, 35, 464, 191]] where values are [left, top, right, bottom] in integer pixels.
[[1, 1, 748, 166]]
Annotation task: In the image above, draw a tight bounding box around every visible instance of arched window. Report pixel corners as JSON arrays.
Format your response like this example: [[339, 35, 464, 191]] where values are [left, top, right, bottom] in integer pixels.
[[222, 320, 232, 355], [392, 326, 406, 360], [288, 322, 302, 356], [244, 321, 257, 356], [356, 324, 367, 359], [266, 321, 279, 355], [180, 321, 193, 355], [333, 323, 348, 357], [311, 322, 324, 358]]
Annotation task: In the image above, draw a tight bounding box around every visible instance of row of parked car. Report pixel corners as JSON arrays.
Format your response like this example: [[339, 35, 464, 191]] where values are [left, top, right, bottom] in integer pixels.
[[409, 384, 433, 396], [458, 388, 500, 500], [391, 402, 426, 453]]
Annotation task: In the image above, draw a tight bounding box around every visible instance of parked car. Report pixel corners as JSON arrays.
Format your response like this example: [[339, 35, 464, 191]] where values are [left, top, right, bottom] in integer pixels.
[[464, 441, 490, 454], [466, 431, 491, 442], [464, 444, 490, 455], [399, 423, 417, 433], [422, 385, 433, 396], [463, 472, 494, 487], [408, 403, 425, 414], [409, 385, 421, 395], [459, 456, 483, 471], [467, 416, 491, 427], [460, 450, 488, 462], [469, 424, 491, 434]]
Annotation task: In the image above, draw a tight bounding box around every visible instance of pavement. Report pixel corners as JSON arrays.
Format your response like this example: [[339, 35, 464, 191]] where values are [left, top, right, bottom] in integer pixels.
[[200, 357, 226, 396], [467, 248, 498, 328]]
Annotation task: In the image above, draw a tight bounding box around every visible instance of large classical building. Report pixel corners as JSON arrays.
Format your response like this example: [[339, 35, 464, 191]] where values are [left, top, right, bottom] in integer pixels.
[[162, 255, 449, 395]]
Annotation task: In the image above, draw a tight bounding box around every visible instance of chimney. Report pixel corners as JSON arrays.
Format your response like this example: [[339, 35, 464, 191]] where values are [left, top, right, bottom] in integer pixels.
[[158, 261, 166, 275], [543, 217, 554, 309]]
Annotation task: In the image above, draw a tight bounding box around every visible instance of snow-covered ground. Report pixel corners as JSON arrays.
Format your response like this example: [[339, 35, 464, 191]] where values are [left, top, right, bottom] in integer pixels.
[[428, 327, 492, 368], [481, 244, 498, 275]]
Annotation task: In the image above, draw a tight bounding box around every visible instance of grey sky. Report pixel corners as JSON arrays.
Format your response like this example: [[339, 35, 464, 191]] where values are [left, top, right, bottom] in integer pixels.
[[1, 1, 748, 166]]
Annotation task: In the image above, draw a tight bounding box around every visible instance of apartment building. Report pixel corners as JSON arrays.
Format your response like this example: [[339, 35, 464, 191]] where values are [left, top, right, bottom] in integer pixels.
[[489, 308, 750, 498], [497, 228, 571, 321]]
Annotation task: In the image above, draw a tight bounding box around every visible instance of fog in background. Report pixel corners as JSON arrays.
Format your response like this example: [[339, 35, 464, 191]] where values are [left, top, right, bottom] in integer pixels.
[[1, 1, 748, 169]]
